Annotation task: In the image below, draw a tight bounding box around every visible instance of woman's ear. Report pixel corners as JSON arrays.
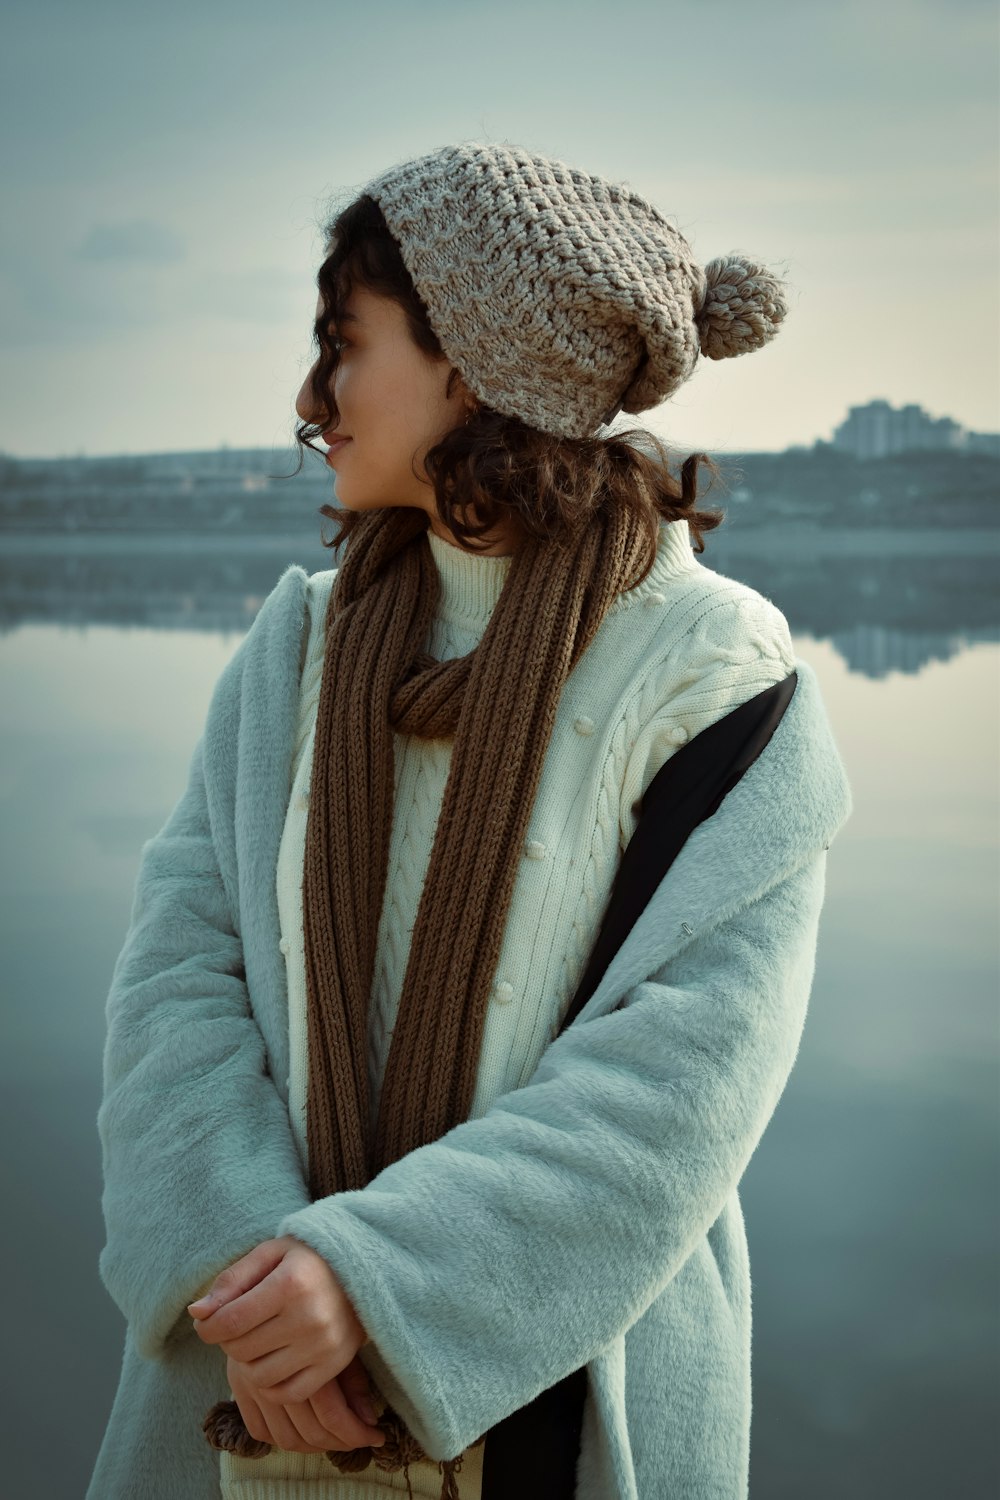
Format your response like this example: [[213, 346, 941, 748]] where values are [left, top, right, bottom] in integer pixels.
[[450, 371, 480, 415]]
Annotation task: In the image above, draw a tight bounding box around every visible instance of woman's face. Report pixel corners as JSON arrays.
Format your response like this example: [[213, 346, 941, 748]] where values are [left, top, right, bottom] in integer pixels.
[[295, 283, 487, 547]]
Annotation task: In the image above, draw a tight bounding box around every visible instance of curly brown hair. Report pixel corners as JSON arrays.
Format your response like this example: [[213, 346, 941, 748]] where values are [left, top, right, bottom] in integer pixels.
[[288, 193, 726, 585]]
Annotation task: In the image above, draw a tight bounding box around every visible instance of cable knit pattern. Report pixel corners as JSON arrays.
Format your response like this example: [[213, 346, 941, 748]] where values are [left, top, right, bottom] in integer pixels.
[[226, 517, 795, 1498]]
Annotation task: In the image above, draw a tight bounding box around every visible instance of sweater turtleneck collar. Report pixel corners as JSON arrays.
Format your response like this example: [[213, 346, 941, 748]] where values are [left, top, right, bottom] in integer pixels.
[[426, 527, 512, 630], [425, 514, 701, 632]]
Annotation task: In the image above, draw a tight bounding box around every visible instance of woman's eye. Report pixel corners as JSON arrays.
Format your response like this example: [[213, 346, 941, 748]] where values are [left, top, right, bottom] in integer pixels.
[[320, 325, 347, 355]]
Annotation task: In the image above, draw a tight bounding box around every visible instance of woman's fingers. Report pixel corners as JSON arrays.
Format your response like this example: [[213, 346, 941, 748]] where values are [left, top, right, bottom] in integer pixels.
[[212, 1312, 291, 1366], [229, 1356, 331, 1455], [230, 1381, 276, 1447], [227, 1350, 320, 1409], [228, 1355, 287, 1451], [188, 1237, 293, 1322], [244, 1351, 312, 1396], [275, 1394, 360, 1453], [338, 1353, 381, 1425], [228, 1352, 384, 1451], [309, 1375, 386, 1450], [191, 1271, 288, 1347], [254, 1396, 326, 1454]]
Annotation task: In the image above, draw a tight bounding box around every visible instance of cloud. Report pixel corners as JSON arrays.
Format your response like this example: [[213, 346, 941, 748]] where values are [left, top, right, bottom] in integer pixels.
[[76, 219, 185, 262]]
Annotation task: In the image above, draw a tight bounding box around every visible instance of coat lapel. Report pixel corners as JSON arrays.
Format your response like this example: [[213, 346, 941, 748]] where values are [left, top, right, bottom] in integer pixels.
[[222, 563, 310, 1094]]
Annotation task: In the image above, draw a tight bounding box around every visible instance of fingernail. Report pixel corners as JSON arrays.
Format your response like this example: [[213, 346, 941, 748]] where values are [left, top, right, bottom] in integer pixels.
[[358, 1397, 377, 1424]]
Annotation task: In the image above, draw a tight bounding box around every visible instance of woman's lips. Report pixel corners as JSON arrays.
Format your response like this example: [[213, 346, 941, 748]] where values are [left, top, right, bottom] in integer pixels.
[[325, 438, 351, 462]]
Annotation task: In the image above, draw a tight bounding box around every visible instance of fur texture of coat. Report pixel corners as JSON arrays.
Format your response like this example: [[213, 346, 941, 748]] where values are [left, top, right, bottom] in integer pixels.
[[87, 560, 853, 1500]]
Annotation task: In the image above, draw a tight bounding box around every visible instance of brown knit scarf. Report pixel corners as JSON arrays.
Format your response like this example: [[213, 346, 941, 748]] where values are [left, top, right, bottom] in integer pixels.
[[203, 501, 649, 1498]]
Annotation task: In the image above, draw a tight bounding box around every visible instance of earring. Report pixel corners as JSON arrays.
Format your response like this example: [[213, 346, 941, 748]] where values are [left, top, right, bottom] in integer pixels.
[[464, 403, 478, 426]]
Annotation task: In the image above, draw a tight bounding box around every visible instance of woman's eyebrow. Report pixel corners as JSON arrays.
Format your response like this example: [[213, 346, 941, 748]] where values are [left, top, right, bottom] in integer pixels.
[[317, 310, 362, 331]]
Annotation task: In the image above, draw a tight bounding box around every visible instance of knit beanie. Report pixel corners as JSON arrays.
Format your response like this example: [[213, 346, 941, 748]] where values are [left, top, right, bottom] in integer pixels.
[[362, 140, 790, 439]]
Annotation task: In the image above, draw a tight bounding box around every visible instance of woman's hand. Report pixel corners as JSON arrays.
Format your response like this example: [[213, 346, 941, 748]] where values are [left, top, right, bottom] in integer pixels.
[[227, 1352, 386, 1454], [188, 1235, 380, 1420]]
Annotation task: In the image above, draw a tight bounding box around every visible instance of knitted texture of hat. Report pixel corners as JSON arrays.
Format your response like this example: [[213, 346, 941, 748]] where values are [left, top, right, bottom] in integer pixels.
[[363, 140, 790, 439]]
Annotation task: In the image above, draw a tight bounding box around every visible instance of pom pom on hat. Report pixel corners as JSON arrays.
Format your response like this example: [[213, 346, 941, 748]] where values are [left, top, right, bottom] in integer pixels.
[[695, 255, 790, 361]]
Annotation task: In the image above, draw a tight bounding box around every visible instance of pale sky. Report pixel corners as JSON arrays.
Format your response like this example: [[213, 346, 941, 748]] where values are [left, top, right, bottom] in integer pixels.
[[2, 0, 997, 459]]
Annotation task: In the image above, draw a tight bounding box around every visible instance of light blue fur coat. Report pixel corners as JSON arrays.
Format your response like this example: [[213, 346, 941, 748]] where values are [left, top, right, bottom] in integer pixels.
[[88, 560, 853, 1500]]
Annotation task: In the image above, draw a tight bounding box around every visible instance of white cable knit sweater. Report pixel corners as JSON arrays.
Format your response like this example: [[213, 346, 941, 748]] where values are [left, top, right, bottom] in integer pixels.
[[219, 516, 796, 1500]]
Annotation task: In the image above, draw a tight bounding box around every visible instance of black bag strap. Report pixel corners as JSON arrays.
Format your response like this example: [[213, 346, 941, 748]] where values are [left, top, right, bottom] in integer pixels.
[[559, 668, 799, 1037], [480, 669, 798, 1500]]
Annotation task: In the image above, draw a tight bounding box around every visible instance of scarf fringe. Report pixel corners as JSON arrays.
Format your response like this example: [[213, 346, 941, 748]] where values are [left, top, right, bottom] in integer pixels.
[[202, 1396, 482, 1500]]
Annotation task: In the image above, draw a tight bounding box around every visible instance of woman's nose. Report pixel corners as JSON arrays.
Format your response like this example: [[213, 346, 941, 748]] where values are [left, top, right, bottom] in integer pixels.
[[295, 367, 324, 425]]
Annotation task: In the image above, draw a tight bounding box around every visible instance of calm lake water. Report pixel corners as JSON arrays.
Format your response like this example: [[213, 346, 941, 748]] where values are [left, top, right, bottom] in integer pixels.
[[1, 528, 998, 1499]]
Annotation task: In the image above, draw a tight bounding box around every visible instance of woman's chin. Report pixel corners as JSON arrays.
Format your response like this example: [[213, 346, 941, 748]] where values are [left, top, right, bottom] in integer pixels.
[[332, 490, 380, 513], [334, 492, 425, 521]]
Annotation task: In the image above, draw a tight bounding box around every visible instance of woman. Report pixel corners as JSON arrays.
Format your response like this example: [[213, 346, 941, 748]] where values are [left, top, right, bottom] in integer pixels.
[[88, 141, 853, 1500]]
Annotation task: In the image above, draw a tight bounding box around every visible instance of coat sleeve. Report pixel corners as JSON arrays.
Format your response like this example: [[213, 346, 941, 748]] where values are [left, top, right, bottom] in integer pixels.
[[275, 839, 830, 1461], [96, 597, 312, 1363]]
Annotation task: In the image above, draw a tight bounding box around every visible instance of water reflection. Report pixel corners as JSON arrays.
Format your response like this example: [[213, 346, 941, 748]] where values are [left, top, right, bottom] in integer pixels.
[[0, 528, 997, 1499], [2, 522, 997, 676]]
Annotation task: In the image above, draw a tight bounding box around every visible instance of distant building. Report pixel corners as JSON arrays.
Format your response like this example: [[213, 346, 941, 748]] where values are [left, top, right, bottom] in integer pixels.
[[832, 399, 998, 459], [964, 430, 1000, 458]]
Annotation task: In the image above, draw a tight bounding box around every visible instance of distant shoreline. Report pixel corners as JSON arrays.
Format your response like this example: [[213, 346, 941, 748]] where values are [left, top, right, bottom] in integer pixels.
[[1, 527, 998, 556], [0, 531, 334, 555], [704, 525, 1000, 556]]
